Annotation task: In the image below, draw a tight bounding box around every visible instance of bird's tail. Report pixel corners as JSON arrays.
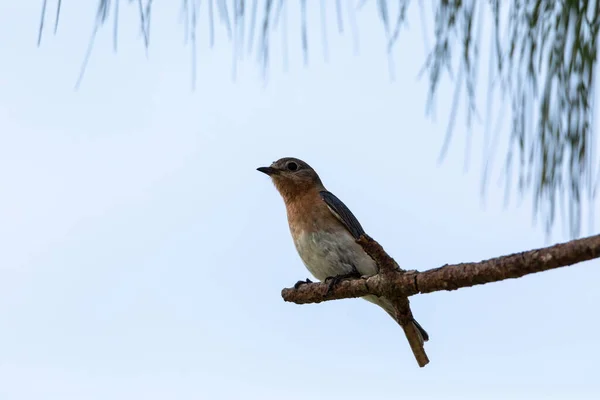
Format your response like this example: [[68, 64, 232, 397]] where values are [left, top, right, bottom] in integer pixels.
[[411, 318, 429, 343]]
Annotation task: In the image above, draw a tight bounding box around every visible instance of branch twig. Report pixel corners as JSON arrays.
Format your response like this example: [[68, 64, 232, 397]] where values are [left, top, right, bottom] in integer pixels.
[[354, 234, 429, 367]]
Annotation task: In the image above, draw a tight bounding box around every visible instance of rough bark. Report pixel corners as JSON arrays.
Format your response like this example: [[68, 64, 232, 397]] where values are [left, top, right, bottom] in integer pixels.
[[281, 233, 600, 366]]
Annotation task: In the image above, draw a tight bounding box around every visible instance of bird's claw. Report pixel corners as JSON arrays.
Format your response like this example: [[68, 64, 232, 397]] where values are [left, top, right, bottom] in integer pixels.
[[323, 271, 361, 296], [294, 278, 313, 289]]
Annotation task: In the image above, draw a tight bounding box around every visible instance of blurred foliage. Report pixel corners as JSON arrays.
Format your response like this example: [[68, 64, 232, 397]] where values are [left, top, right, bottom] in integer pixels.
[[38, 0, 599, 238]]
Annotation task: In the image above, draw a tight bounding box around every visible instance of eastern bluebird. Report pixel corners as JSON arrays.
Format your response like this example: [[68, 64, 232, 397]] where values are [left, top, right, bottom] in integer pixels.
[[258, 157, 429, 344]]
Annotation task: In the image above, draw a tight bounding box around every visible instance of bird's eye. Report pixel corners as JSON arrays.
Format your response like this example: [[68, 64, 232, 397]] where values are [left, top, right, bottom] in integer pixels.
[[286, 162, 298, 171]]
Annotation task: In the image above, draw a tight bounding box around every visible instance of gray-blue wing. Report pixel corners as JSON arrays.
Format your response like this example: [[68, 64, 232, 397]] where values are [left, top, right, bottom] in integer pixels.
[[319, 191, 366, 239]]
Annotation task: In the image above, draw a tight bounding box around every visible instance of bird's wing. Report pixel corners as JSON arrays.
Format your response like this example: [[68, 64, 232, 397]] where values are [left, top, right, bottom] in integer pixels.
[[319, 190, 366, 239]]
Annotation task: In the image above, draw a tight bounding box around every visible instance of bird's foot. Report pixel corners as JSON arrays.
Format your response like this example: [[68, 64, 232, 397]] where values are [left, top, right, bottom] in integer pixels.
[[323, 271, 361, 296], [294, 278, 313, 289]]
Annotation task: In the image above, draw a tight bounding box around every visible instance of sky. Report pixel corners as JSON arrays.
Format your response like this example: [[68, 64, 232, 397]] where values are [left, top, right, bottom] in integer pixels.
[[0, 1, 599, 399]]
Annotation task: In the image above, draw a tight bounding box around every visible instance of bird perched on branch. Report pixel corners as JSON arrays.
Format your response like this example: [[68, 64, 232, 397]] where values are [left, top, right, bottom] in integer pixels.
[[257, 157, 429, 345]]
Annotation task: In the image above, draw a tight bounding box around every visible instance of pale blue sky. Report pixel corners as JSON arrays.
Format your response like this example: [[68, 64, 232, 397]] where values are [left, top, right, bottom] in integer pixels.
[[1, 1, 599, 399]]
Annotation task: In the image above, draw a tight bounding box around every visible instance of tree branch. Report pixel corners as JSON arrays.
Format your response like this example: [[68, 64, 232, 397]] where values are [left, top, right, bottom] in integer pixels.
[[281, 233, 600, 366], [281, 234, 600, 304]]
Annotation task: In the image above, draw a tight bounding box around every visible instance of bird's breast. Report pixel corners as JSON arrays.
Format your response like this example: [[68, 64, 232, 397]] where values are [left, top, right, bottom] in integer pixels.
[[291, 228, 378, 281], [283, 193, 377, 280]]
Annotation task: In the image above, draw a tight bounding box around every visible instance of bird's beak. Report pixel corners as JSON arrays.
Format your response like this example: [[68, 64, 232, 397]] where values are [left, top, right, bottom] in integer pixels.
[[257, 166, 279, 176]]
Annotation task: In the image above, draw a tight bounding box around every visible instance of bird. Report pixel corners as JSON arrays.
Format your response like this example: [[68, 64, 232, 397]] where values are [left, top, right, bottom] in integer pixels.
[[257, 157, 429, 345]]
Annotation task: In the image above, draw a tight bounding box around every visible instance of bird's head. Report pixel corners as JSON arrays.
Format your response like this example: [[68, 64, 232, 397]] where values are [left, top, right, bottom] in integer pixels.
[[257, 157, 324, 201]]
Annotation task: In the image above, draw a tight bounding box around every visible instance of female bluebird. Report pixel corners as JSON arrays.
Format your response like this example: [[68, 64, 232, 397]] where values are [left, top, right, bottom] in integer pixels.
[[258, 157, 429, 344]]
